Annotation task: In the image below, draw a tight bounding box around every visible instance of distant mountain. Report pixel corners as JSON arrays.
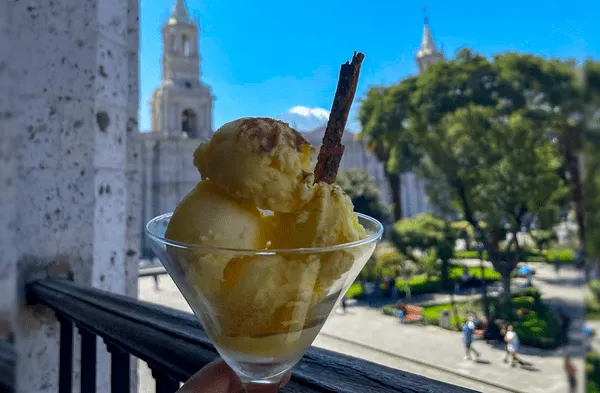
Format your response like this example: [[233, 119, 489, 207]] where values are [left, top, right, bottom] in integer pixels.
[[277, 105, 361, 134], [276, 106, 328, 131], [302, 125, 356, 146]]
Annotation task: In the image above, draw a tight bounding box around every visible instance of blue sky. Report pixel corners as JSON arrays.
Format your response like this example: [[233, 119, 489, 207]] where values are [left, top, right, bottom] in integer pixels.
[[139, 0, 599, 131]]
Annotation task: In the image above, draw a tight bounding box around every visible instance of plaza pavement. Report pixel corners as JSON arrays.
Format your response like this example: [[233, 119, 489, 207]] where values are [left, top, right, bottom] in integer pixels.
[[137, 263, 586, 393]]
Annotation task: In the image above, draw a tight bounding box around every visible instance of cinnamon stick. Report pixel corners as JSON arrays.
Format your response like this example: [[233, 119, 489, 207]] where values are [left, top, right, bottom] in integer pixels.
[[314, 51, 365, 184]]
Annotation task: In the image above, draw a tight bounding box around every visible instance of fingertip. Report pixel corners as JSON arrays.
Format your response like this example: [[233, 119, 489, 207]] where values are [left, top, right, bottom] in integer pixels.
[[279, 372, 292, 388]]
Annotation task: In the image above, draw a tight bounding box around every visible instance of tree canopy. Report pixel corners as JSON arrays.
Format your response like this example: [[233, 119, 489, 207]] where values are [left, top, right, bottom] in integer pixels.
[[583, 61, 600, 263], [359, 49, 587, 301], [391, 214, 457, 289]]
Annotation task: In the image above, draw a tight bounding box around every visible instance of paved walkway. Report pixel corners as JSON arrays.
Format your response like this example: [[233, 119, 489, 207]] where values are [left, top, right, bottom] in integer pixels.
[[320, 263, 585, 393], [136, 263, 586, 393]]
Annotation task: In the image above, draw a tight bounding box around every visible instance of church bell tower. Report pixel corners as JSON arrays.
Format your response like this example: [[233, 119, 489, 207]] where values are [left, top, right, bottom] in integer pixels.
[[150, 0, 214, 139]]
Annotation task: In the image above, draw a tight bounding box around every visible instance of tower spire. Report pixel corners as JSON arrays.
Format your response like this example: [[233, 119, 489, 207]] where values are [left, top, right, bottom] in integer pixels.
[[416, 8, 444, 73], [169, 0, 191, 24], [418, 7, 437, 58]]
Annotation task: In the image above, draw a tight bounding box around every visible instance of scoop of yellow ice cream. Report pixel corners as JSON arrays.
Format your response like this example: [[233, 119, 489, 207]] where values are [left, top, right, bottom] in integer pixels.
[[267, 182, 367, 249], [264, 182, 368, 299], [217, 255, 320, 337], [165, 179, 273, 298], [193, 117, 316, 212], [165, 179, 267, 249]]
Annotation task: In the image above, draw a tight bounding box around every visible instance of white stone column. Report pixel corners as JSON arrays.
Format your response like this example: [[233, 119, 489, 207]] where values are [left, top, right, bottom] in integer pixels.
[[1, 0, 140, 392]]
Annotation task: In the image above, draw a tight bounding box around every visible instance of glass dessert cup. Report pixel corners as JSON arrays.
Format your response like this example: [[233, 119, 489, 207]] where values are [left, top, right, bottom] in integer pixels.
[[146, 212, 383, 392]]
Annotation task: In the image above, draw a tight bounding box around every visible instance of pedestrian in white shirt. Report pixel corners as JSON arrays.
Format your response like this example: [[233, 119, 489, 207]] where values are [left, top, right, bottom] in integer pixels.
[[503, 325, 521, 367]]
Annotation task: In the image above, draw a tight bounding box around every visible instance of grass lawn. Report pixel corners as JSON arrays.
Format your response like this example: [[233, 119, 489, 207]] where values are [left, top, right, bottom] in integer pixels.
[[382, 299, 481, 331], [421, 300, 483, 330]]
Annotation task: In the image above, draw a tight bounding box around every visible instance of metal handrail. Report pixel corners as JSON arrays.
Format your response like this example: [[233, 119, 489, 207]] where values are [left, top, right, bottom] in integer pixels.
[[27, 277, 478, 393], [0, 340, 15, 393]]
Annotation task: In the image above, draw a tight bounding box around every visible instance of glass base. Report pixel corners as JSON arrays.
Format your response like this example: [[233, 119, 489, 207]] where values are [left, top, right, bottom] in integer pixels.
[[239, 371, 287, 392]]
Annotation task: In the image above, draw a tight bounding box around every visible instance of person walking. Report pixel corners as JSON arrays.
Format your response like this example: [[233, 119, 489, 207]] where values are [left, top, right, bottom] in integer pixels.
[[564, 356, 577, 393], [561, 311, 571, 345], [503, 325, 521, 367], [340, 296, 348, 314], [462, 317, 480, 360], [364, 282, 375, 306]]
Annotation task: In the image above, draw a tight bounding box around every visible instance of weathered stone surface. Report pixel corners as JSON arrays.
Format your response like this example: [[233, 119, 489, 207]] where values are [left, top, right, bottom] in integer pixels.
[[1, 0, 140, 392]]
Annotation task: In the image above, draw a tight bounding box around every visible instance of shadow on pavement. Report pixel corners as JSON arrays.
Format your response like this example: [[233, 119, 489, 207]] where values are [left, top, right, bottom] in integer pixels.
[[534, 276, 585, 288], [519, 363, 541, 372]]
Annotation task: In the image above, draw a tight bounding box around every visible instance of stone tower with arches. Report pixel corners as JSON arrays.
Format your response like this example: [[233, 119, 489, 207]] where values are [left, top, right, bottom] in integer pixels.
[[140, 0, 214, 256], [150, 0, 213, 138]]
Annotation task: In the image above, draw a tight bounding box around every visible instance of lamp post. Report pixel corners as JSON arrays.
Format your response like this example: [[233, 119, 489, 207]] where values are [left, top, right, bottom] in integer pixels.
[[478, 242, 490, 317]]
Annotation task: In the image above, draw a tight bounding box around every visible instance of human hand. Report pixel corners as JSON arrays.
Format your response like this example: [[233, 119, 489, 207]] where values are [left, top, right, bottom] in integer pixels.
[[177, 359, 291, 393]]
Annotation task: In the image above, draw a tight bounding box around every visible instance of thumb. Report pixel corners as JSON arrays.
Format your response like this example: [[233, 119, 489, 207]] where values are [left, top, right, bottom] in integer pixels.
[[177, 359, 243, 393]]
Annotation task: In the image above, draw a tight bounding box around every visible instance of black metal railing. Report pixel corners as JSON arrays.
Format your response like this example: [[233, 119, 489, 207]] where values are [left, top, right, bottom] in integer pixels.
[[24, 277, 477, 393], [0, 339, 15, 393], [138, 265, 168, 290]]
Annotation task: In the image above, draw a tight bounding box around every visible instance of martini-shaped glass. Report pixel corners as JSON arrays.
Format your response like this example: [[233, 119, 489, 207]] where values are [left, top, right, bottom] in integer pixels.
[[146, 212, 383, 392]]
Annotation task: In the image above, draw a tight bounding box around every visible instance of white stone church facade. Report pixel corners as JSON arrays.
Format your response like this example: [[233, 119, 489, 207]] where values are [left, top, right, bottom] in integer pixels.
[[139, 0, 214, 256], [140, 2, 444, 257]]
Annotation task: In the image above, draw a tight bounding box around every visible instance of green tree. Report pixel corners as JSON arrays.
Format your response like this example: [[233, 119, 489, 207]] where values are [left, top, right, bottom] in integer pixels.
[[361, 49, 569, 305], [583, 60, 600, 273], [359, 79, 422, 220], [391, 214, 457, 290], [433, 107, 566, 302], [495, 53, 589, 248], [452, 220, 476, 251], [337, 168, 392, 224], [529, 230, 557, 251]]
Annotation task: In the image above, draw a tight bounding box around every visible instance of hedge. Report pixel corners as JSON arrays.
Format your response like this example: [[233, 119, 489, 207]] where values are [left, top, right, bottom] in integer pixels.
[[542, 249, 575, 264], [590, 279, 600, 299], [395, 275, 441, 296], [345, 283, 364, 299], [348, 264, 502, 299], [494, 287, 561, 349], [587, 280, 600, 320], [416, 287, 562, 350], [454, 251, 485, 260], [449, 265, 501, 281], [454, 248, 575, 264], [587, 351, 600, 393]]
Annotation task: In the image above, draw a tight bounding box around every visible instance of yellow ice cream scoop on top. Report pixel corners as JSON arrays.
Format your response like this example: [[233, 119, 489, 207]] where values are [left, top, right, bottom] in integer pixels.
[[165, 179, 268, 249], [194, 117, 316, 213]]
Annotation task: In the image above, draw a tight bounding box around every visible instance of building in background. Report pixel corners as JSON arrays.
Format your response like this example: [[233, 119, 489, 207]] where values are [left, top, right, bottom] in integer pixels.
[[139, 1, 439, 257], [140, 0, 213, 256], [398, 13, 444, 218]]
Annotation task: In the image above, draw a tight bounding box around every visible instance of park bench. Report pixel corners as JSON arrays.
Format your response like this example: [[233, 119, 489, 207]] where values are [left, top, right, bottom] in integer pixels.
[[396, 304, 424, 323]]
